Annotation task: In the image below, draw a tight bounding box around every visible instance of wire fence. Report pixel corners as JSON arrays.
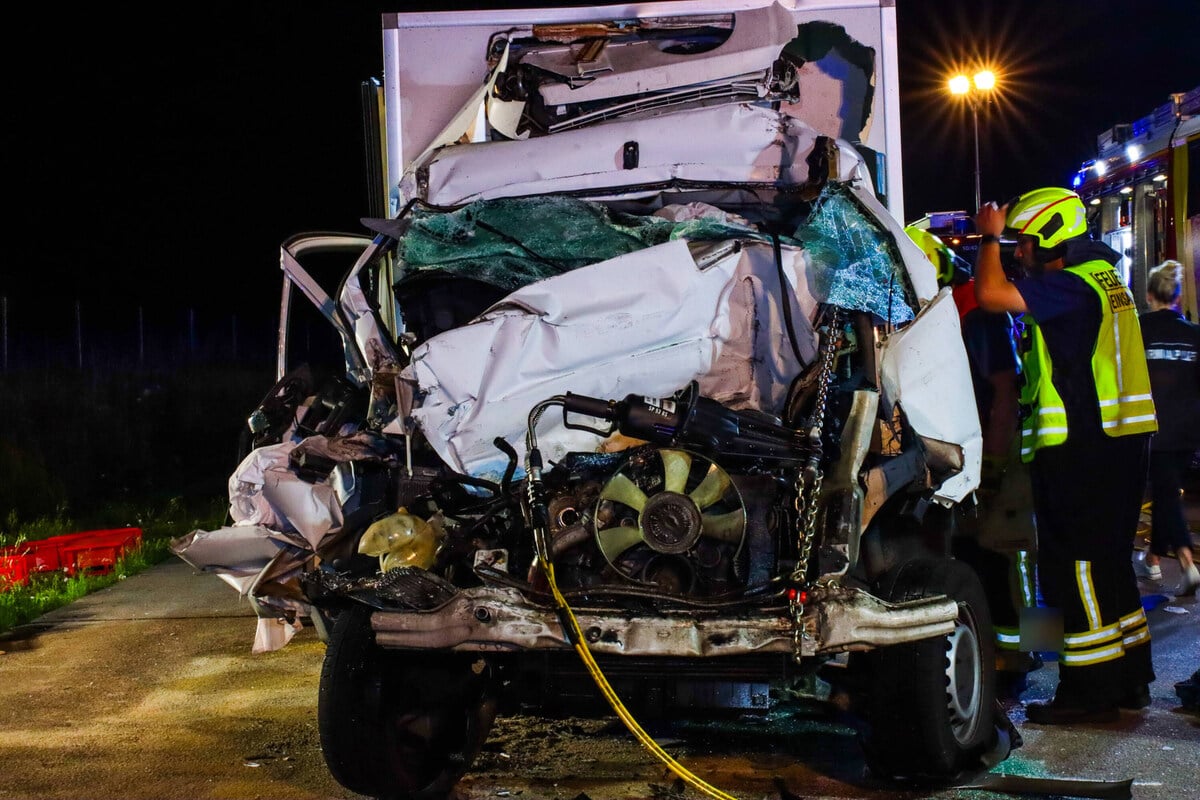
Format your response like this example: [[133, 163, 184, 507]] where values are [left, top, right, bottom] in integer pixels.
[[0, 296, 282, 521], [0, 296, 279, 374]]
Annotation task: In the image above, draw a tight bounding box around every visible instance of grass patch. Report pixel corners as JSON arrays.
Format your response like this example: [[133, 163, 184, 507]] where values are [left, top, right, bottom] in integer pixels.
[[0, 496, 226, 634]]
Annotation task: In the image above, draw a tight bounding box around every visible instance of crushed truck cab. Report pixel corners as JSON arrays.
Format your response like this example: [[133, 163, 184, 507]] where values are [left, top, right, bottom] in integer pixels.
[[172, 2, 1015, 796]]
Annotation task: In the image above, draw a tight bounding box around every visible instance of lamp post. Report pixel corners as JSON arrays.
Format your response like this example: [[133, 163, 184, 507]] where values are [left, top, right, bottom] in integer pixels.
[[949, 70, 996, 212]]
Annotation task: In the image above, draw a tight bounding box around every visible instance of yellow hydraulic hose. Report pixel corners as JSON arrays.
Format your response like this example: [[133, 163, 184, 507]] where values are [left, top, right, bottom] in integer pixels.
[[540, 558, 741, 800]]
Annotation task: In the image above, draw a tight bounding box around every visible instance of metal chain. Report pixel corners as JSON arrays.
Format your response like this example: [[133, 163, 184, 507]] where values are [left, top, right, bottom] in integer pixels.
[[789, 308, 843, 658]]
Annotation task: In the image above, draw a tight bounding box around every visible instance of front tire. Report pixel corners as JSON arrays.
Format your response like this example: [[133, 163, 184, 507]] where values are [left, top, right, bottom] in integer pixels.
[[317, 604, 498, 799], [859, 557, 997, 782]]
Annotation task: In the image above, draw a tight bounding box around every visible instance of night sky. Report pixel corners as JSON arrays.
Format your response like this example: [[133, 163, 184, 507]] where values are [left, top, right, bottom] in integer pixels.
[[8, 0, 1200, 336]]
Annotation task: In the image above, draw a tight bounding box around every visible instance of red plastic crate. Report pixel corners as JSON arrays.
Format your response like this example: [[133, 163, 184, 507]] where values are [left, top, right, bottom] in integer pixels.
[[13, 528, 144, 578], [22, 538, 70, 573], [61, 542, 124, 577], [60, 528, 143, 577], [0, 551, 31, 590]]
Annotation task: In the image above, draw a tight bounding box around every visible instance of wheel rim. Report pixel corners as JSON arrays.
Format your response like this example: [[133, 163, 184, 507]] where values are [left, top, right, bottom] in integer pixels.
[[945, 606, 984, 745]]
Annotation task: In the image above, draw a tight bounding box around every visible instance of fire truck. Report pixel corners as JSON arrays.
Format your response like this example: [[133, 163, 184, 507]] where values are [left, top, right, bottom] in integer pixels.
[[1072, 86, 1200, 319]]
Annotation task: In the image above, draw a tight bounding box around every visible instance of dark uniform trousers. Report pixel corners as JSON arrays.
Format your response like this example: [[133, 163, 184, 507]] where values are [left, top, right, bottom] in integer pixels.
[[1029, 429, 1154, 706]]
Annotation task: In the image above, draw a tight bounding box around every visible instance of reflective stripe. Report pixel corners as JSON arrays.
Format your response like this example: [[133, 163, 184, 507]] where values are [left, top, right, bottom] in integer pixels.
[[1146, 347, 1198, 361], [1063, 623, 1121, 647], [995, 627, 1020, 642], [1061, 644, 1124, 666], [1098, 394, 1154, 406], [1119, 608, 1147, 629], [1101, 413, 1157, 428], [1123, 628, 1151, 648], [1113, 314, 1124, 393], [995, 629, 1021, 650], [1075, 561, 1103, 630], [1039, 406, 1067, 416], [1017, 551, 1035, 607], [1019, 195, 1077, 237]]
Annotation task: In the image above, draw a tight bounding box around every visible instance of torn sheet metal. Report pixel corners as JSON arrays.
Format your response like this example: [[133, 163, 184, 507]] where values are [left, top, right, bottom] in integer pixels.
[[520, 4, 796, 110], [335, 238, 401, 379], [172, 524, 297, 576], [253, 616, 304, 654], [171, 524, 300, 596], [172, 432, 397, 653], [171, 523, 316, 653], [279, 234, 374, 384], [181, 433, 398, 568], [878, 287, 982, 504], [852, 180, 940, 306], [172, 525, 324, 654], [227, 441, 345, 548], [404, 38, 514, 179], [408, 105, 859, 206], [402, 236, 828, 479]]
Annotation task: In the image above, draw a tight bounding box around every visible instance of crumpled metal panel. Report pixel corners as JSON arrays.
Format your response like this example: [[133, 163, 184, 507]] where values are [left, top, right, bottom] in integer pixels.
[[174, 431, 401, 652], [402, 237, 822, 480], [878, 287, 983, 504], [399, 181, 939, 482], [170, 524, 297, 578], [336, 239, 400, 380], [226, 440, 344, 549], [169, 525, 314, 653], [412, 105, 845, 206], [814, 587, 958, 652], [524, 4, 798, 108], [368, 584, 958, 656]]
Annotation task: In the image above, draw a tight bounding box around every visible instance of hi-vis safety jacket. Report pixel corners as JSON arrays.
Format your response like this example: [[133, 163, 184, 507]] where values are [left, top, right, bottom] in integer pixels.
[[1018, 260, 1157, 462]]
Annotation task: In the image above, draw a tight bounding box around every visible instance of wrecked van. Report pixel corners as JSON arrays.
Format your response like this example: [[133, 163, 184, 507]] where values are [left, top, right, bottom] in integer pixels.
[[173, 1, 1017, 796]]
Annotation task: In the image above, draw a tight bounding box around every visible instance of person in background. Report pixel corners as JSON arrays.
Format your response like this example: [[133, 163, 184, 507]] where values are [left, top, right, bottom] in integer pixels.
[[904, 225, 1038, 691], [1134, 259, 1200, 596], [974, 188, 1157, 725]]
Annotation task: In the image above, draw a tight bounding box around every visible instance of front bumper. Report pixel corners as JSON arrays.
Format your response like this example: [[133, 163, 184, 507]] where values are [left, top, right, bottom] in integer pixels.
[[370, 584, 958, 658]]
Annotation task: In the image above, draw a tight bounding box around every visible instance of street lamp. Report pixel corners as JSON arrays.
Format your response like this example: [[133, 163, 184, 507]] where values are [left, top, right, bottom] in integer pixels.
[[949, 69, 997, 211]]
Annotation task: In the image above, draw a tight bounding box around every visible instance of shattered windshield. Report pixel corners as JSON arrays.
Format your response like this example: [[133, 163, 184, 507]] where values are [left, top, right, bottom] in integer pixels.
[[795, 186, 916, 324], [397, 196, 781, 291], [393, 186, 914, 326]]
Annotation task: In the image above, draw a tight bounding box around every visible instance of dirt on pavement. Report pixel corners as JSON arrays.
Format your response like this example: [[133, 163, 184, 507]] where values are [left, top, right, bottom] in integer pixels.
[[2, 558, 1198, 800], [0, 559, 872, 800], [0, 561, 348, 800]]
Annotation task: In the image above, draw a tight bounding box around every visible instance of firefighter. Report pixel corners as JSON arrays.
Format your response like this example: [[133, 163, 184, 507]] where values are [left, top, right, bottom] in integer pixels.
[[975, 188, 1157, 724], [904, 226, 1038, 688]]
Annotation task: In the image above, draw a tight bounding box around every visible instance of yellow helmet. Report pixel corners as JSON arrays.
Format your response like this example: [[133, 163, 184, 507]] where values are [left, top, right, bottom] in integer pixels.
[[1004, 187, 1087, 249], [904, 225, 956, 286]]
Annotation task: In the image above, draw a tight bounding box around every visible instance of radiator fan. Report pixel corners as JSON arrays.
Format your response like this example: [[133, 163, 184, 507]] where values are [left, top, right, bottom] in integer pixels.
[[594, 448, 745, 589]]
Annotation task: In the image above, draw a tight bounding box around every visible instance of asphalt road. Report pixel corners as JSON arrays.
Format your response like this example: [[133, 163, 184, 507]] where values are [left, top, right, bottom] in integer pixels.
[[0, 558, 1197, 800]]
